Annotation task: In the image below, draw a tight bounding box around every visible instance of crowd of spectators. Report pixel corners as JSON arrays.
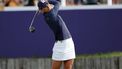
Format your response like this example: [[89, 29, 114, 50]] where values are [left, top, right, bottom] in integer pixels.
[[0, 0, 122, 7], [112, 0, 122, 4], [0, 0, 36, 7], [66, 0, 122, 5]]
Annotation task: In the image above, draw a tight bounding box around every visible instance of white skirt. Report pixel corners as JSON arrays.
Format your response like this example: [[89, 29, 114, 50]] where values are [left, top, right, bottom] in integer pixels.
[[52, 38, 76, 61]]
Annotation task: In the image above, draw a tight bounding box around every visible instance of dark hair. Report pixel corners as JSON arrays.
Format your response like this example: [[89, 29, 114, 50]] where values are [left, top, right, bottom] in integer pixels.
[[38, 1, 48, 10]]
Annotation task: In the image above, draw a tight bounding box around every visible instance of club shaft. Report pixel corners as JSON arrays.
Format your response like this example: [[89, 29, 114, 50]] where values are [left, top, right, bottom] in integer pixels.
[[29, 10, 39, 27]]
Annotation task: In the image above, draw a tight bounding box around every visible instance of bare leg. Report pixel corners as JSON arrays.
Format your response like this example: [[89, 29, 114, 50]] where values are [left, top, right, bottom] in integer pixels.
[[64, 59, 74, 69], [52, 60, 62, 69]]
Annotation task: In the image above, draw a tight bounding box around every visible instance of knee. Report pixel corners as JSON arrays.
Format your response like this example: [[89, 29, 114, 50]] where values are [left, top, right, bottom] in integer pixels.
[[64, 60, 74, 69], [64, 64, 73, 69]]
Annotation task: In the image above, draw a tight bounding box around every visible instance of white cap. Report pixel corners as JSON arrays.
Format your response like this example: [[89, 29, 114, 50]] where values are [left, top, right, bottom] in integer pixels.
[[40, 0, 46, 3]]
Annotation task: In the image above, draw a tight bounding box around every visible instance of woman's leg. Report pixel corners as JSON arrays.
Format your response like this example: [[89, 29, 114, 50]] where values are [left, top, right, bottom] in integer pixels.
[[52, 60, 62, 69], [64, 59, 74, 69]]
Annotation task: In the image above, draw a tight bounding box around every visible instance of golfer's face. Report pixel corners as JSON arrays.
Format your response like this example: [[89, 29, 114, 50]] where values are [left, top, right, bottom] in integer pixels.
[[41, 6, 50, 13]]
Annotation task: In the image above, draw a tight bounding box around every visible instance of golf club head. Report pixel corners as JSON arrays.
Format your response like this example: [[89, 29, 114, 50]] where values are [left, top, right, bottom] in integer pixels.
[[29, 26, 35, 33]]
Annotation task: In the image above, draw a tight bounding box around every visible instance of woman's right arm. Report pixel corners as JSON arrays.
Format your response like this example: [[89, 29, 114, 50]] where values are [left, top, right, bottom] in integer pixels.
[[48, 0, 61, 15]]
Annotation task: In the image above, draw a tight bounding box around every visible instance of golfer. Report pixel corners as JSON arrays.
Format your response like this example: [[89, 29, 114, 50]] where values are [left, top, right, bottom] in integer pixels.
[[38, 0, 76, 69]]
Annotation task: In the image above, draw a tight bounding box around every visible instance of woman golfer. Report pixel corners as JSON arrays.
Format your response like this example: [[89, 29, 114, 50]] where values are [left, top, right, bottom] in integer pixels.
[[38, 0, 76, 69]]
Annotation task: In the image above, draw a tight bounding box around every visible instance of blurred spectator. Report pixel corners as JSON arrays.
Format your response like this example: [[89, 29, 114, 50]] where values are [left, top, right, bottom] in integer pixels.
[[120, 0, 122, 4], [98, 0, 107, 4], [66, 0, 99, 5], [0, 0, 4, 11], [113, 0, 118, 4], [4, 0, 22, 7], [74, 0, 83, 5], [66, 0, 74, 5], [25, 0, 35, 6], [112, 0, 122, 4], [84, 0, 98, 4]]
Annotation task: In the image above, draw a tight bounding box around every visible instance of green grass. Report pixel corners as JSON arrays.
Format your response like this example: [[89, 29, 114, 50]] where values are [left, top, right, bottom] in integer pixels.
[[77, 52, 122, 59]]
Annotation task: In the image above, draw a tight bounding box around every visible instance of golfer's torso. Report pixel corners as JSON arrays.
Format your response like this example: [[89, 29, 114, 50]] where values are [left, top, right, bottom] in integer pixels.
[[43, 9, 71, 41]]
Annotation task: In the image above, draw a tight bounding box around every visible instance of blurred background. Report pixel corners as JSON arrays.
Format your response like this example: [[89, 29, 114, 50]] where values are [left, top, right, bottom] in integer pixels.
[[0, 0, 122, 69], [0, 0, 122, 11], [0, 0, 122, 7]]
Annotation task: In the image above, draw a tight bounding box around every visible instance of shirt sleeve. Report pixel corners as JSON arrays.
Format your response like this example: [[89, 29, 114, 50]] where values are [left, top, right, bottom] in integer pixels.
[[48, 0, 61, 15]]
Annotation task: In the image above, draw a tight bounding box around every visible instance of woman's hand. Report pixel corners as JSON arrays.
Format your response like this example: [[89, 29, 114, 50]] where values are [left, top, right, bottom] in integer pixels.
[[39, 4, 53, 13]]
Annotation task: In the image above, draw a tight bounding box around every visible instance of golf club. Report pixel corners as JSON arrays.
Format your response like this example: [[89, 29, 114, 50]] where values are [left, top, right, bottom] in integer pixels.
[[29, 10, 39, 33]]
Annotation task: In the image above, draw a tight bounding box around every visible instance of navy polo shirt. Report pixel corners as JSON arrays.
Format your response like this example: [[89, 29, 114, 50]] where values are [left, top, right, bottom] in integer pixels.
[[43, 0, 71, 41]]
